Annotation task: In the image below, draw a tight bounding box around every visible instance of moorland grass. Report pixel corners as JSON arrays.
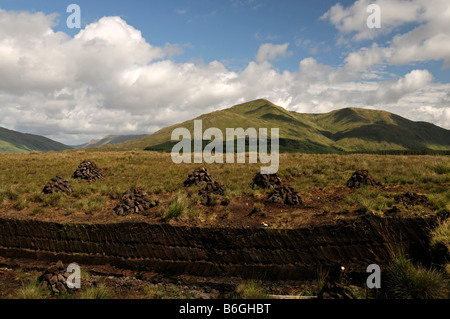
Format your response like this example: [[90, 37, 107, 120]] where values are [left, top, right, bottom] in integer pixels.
[[0, 152, 448, 219]]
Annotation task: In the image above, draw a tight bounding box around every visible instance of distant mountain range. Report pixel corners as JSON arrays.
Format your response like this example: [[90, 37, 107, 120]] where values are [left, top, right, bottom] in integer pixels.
[[2, 99, 450, 154], [70, 134, 148, 149], [0, 127, 146, 153], [97, 99, 450, 153], [0, 126, 71, 153]]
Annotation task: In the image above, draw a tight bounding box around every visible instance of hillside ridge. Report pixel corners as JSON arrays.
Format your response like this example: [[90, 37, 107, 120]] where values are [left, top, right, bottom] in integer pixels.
[[93, 99, 450, 153]]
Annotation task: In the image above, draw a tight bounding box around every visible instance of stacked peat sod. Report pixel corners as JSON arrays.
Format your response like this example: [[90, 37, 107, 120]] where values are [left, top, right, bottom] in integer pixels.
[[72, 159, 104, 181], [198, 180, 226, 206], [38, 261, 72, 295], [42, 176, 73, 194], [251, 172, 302, 206], [346, 169, 382, 189], [199, 180, 226, 195], [250, 172, 283, 189], [114, 188, 158, 216], [317, 266, 355, 299], [184, 168, 226, 205], [183, 167, 214, 186], [267, 184, 302, 206]]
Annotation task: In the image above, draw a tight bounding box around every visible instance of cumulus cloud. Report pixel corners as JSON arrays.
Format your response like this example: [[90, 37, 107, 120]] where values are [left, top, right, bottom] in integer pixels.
[[321, 0, 425, 41], [255, 43, 292, 63], [367, 69, 433, 104], [323, 0, 450, 71], [344, 43, 385, 73], [0, 8, 448, 145]]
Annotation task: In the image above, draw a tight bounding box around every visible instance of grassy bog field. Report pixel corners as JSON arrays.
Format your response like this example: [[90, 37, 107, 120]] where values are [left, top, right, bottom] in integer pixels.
[[0, 151, 448, 226]]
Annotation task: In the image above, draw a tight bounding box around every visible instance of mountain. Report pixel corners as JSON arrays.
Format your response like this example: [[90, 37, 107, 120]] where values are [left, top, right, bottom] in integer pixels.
[[71, 134, 148, 149], [0, 126, 72, 153], [94, 99, 450, 153]]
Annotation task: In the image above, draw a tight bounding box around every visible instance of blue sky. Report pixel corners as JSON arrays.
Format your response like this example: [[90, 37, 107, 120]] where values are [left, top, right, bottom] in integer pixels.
[[0, 0, 449, 144]]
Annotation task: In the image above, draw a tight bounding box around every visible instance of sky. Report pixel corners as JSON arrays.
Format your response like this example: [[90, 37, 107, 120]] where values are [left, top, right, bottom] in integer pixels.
[[0, 0, 449, 145]]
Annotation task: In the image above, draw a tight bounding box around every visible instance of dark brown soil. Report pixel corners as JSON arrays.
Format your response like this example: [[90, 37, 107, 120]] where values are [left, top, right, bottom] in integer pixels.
[[0, 256, 323, 299], [394, 191, 429, 206]]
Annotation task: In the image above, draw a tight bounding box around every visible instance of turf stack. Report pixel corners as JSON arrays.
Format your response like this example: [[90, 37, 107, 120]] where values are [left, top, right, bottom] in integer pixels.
[[38, 261, 72, 295], [183, 167, 214, 186], [267, 184, 302, 206], [250, 172, 283, 189], [346, 170, 381, 188], [114, 188, 159, 216], [184, 168, 227, 205], [42, 176, 73, 194], [198, 180, 227, 206], [72, 159, 104, 181]]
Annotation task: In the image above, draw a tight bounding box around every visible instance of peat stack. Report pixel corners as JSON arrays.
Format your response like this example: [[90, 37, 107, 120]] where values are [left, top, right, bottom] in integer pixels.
[[185, 167, 227, 205], [198, 180, 226, 200], [318, 265, 354, 299], [200, 180, 226, 195], [183, 167, 214, 187], [42, 176, 73, 194], [72, 159, 104, 181], [250, 172, 283, 189], [38, 261, 72, 295], [267, 184, 302, 206], [198, 180, 227, 206], [346, 170, 381, 188], [394, 192, 428, 206], [114, 188, 159, 216]]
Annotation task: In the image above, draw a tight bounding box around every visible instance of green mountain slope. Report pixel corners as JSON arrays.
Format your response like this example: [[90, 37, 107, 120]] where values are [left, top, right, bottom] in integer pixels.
[[95, 99, 450, 153], [72, 134, 148, 149], [304, 108, 450, 151], [0, 127, 71, 153]]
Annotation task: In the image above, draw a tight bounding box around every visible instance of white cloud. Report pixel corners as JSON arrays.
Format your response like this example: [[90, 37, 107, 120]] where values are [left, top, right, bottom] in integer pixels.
[[298, 58, 333, 83], [344, 43, 385, 73], [321, 0, 426, 41], [255, 43, 292, 63], [324, 0, 450, 71], [366, 69, 433, 104]]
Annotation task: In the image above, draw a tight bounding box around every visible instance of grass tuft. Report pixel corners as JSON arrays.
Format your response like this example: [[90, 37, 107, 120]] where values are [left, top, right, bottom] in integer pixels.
[[79, 285, 112, 299], [15, 277, 47, 299], [158, 192, 188, 220], [234, 280, 271, 299], [385, 247, 449, 299]]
